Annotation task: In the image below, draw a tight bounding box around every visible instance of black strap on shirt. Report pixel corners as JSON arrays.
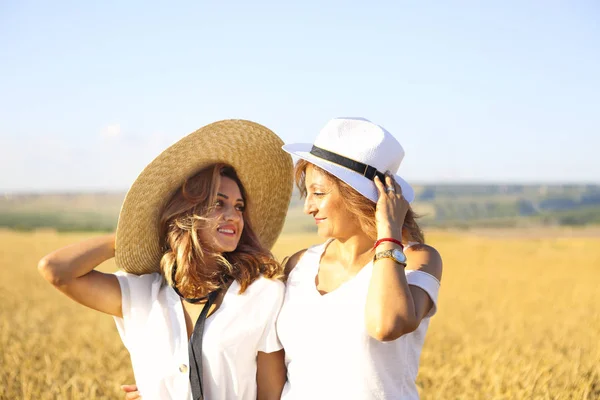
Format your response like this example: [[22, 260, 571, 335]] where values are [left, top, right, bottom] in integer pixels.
[[189, 290, 219, 400], [171, 264, 209, 304]]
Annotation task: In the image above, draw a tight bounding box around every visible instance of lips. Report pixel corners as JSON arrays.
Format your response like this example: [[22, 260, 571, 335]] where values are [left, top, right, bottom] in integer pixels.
[[314, 218, 326, 224], [217, 225, 237, 236]]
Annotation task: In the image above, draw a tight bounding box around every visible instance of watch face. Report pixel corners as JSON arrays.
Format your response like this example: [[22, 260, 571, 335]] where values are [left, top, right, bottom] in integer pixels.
[[392, 249, 407, 263]]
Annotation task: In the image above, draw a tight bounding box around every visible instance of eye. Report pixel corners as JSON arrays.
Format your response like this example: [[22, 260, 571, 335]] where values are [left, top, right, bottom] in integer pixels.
[[214, 199, 223, 208], [236, 204, 246, 212], [313, 192, 326, 197]]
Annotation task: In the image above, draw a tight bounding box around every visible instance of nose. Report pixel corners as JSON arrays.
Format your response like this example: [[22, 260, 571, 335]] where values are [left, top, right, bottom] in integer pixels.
[[222, 205, 241, 222], [303, 195, 316, 215]]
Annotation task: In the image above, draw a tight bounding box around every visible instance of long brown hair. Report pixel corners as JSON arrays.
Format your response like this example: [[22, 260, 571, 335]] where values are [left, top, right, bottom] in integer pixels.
[[294, 159, 424, 243], [159, 163, 282, 298]]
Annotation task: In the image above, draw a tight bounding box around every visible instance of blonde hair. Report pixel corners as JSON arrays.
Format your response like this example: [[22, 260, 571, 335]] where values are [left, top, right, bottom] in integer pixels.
[[294, 159, 424, 243], [159, 163, 281, 298]]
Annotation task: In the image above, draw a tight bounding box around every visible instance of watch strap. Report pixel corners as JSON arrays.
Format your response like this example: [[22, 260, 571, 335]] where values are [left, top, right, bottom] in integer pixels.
[[373, 249, 407, 266]]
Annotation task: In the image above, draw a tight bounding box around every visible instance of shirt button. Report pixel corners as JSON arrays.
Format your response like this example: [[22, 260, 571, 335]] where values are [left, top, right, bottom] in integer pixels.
[[179, 364, 188, 373]]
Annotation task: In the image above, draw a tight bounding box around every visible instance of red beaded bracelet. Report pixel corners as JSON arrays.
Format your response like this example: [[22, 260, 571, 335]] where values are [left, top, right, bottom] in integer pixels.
[[373, 238, 403, 250]]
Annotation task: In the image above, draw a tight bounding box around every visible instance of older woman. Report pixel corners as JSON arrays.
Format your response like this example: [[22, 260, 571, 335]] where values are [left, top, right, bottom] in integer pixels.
[[277, 117, 443, 399]]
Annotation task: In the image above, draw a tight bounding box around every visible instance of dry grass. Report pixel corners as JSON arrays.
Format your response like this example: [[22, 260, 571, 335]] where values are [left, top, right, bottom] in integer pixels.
[[1, 229, 598, 399]]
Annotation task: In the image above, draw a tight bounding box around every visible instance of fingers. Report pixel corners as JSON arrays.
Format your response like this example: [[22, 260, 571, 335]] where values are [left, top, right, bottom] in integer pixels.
[[384, 172, 402, 197], [121, 385, 141, 400], [374, 174, 386, 197], [384, 174, 394, 195], [121, 385, 138, 393], [125, 391, 142, 400], [376, 172, 405, 201]]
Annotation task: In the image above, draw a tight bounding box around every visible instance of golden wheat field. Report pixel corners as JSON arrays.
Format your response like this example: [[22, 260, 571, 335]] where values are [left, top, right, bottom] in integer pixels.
[[1, 228, 599, 400]]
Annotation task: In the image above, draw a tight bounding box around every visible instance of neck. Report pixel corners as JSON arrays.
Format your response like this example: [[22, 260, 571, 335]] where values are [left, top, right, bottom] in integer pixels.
[[328, 233, 374, 272]]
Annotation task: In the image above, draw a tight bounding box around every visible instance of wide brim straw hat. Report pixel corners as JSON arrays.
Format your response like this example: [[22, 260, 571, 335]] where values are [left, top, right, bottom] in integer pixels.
[[283, 117, 414, 204], [115, 119, 293, 275]]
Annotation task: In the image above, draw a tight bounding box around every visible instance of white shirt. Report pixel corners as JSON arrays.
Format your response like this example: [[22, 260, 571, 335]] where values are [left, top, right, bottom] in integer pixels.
[[277, 241, 440, 400], [113, 272, 284, 400]]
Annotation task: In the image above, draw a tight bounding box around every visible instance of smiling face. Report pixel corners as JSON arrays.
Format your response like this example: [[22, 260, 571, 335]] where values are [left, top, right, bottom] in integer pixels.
[[200, 176, 245, 253], [303, 165, 361, 239]]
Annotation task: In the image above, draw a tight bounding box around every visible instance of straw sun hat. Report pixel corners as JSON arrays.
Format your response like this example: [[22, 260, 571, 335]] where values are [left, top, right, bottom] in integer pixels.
[[115, 119, 293, 275]]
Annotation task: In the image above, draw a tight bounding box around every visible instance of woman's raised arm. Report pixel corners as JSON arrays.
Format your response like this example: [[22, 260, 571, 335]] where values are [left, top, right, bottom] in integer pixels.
[[37, 233, 123, 317], [365, 174, 443, 342]]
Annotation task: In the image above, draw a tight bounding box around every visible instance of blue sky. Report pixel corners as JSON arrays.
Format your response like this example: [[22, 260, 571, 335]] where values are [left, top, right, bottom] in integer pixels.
[[1, 1, 598, 192]]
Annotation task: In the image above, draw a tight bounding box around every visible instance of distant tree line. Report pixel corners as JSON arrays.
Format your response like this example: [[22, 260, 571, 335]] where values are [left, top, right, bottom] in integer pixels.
[[1, 184, 599, 231]]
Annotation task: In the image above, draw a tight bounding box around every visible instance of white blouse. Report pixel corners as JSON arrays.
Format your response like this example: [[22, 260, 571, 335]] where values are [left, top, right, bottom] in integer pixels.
[[277, 241, 440, 400], [113, 272, 284, 400]]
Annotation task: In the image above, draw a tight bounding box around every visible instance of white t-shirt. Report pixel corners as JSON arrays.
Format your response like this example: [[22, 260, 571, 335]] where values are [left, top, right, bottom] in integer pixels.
[[113, 272, 284, 400], [277, 241, 440, 400]]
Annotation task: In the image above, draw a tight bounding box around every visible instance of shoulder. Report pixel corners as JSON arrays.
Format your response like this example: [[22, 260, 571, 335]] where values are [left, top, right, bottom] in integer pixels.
[[245, 275, 285, 299], [112, 272, 168, 332], [282, 248, 308, 281], [114, 271, 163, 285], [113, 271, 166, 300], [241, 276, 285, 316], [404, 243, 443, 282]]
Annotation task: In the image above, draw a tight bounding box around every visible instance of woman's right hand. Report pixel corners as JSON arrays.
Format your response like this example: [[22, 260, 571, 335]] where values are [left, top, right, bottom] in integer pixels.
[[121, 384, 141, 399]]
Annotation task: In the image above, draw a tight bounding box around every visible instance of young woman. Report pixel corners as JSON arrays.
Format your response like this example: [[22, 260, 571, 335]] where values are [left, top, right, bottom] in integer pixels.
[[277, 117, 443, 399], [38, 120, 293, 400]]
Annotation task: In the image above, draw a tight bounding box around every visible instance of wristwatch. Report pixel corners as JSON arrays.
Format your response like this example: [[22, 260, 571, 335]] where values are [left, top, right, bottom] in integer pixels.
[[373, 248, 407, 267]]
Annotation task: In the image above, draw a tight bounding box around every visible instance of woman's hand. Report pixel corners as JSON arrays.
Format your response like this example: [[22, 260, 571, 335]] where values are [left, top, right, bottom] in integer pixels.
[[373, 172, 409, 239], [121, 384, 141, 399]]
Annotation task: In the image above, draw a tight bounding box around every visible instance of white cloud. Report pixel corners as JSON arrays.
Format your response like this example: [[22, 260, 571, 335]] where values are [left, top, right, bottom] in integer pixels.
[[101, 124, 121, 138]]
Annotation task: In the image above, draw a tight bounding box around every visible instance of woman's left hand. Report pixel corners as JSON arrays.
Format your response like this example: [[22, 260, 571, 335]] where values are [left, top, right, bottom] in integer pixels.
[[373, 172, 409, 239], [121, 384, 141, 399]]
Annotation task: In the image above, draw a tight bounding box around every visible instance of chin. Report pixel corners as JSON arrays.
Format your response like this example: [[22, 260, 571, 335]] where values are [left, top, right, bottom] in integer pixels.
[[218, 240, 240, 253], [316, 227, 333, 239]]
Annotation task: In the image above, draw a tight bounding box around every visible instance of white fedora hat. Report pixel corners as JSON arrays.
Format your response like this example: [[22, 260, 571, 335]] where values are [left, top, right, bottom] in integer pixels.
[[282, 117, 414, 204]]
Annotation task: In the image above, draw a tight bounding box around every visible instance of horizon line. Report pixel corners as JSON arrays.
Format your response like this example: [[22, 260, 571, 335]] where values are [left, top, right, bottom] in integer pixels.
[[3, 181, 600, 196]]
